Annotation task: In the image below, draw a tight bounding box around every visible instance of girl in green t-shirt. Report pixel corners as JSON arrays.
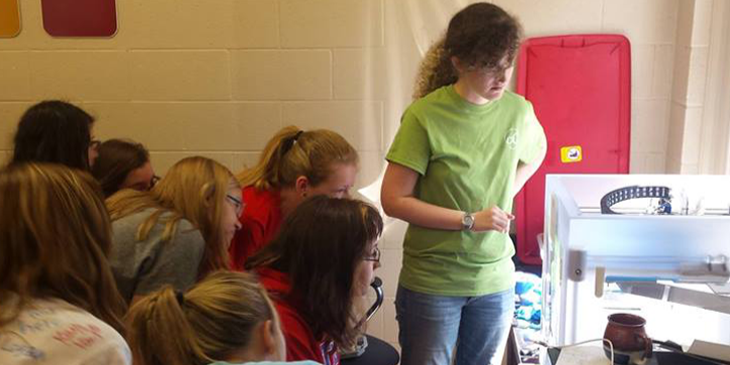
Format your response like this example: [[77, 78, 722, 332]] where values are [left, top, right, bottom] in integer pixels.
[[381, 3, 546, 365]]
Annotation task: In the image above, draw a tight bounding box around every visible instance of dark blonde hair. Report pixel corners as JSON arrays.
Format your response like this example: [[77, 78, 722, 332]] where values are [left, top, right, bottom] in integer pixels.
[[106, 156, 239, 277], [0, 163, 126, 332], [414, 2, 523, 99], [237, 126, 358, 191], [125, 271, 277, 365], [247, 196, 383, 348]]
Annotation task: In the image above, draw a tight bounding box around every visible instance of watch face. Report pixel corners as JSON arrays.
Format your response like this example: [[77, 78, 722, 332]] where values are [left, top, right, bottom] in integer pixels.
[[463, 214, 474, 228]]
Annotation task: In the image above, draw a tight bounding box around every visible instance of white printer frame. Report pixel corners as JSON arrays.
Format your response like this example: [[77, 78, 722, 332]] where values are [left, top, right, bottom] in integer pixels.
[[541, 174, 730, 350]]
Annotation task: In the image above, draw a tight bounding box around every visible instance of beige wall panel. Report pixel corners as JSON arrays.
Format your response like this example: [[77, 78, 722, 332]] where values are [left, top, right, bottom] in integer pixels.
[[0, 102, 31, 149], [629, 152, 645, 174], [603, 0, 679, 45], [690, 0, 713, 46], [281, 101, 382, 152], [676, 0, 697, 48], [231, 50, 332, 101], [233, 103, 283, 150], [30, 51, 130, 101], [84, 102, 182, 150], [644, 153, 667, 173], [652, 45, 675, 99], [680, 163, 700, 174], [126, 0, 236, 49], [131, 103, 239, 150], [379, 246, 402, 298], [631, 46, 654, 99], [680, 106, 703, 164], [334, 48, 390, 100], [493, 0, 603, 36], [666, 102, 686, 171], [672, 46, 691, 104], [381, 300, 398, 345], [280, 0, 383, 48], [356, 150, 385, 188], [632, 99, 670, 154], [229, 151, 262, 175], [89, 102, 279, 151], [0, 52, 31, 100], [130, 51, 230, 101], [233, 0, 280, 48], [686, 46, 709, 107]]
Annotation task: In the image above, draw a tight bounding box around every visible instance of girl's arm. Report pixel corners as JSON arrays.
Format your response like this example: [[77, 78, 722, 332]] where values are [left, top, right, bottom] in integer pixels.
[[512, 144, 547, 196], [381, 162, 512, 233]]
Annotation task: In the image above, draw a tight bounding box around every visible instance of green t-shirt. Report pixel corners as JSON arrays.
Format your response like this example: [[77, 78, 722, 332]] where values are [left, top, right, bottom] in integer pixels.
[[386, 85, 546, 296]]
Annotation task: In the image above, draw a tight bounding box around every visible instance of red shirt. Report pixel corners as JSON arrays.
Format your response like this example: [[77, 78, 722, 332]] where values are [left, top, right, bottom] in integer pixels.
[[229, 187, 283, 271], [257, 267, 340, 365]]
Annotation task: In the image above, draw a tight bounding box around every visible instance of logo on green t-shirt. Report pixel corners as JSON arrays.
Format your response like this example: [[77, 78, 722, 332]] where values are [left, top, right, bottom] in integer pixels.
[[505, 128, 518, 149]]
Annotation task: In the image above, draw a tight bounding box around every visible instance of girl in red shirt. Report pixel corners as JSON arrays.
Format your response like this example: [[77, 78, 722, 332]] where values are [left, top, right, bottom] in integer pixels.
[[229, 126, 359, 270], [247, 196, 383, 365]]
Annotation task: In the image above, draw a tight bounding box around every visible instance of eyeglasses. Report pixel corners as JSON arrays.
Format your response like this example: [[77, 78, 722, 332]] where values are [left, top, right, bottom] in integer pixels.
[[226, 194, 244, 217], [364, 247, 380, 263], [149, 175, 160, 190]]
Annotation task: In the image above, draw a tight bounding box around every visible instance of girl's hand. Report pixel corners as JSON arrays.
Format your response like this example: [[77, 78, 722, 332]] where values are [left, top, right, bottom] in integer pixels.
[[472, 205, 514, 233]]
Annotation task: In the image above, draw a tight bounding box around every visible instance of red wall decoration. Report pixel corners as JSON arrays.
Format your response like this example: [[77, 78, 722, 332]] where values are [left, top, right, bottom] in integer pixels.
[[41, 0, 117, 37]]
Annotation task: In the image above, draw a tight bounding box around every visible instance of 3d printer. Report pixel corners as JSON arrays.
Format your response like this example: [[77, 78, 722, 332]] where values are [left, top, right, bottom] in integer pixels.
[[541, 174, 730, 363]]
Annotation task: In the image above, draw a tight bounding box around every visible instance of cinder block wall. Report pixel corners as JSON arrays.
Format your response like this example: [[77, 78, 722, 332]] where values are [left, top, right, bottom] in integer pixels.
[[0, 0, 697, 351]]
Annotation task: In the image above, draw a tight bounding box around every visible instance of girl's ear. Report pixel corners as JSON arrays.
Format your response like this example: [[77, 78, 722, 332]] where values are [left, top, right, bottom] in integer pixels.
[[260, 320, 277, 355], [201, 182, 215, 208], [294, 175, 310, 197], [451, 56, 466, 73]]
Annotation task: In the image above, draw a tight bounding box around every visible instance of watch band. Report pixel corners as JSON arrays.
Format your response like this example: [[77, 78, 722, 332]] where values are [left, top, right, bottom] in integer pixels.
[[462, 212, 475, 231], [600, 185, 672, 214]]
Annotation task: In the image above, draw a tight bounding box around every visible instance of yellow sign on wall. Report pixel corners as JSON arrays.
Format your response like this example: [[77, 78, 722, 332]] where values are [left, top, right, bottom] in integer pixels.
[[560, 145, 583, 163], [0, 0, 21, 38]]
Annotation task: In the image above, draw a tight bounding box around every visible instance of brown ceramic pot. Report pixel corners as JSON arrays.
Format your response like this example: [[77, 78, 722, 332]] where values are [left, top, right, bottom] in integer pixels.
[[603, 313, 652, 364]]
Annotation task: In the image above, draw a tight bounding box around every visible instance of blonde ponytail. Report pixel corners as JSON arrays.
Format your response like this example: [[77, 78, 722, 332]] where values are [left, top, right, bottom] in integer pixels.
[[237, 126, 358, 191], [125, 271, 277, 365]]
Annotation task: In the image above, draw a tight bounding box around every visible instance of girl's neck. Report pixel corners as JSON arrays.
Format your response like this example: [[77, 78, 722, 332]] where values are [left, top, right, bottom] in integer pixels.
[[453, 79, 490, 106], [278, 187, 300, 217]]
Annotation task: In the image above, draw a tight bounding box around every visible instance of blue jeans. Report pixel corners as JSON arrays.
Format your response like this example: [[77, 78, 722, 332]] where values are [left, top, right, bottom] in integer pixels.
[[395, 285, 514, 365]]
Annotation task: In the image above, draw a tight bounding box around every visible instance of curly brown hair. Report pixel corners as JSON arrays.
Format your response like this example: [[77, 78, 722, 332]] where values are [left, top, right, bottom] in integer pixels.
[[414, 2, 523, 99]]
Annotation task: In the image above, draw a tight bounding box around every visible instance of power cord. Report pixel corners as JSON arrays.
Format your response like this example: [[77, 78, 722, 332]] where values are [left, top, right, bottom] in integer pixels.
[[535, 338, 614, 364]]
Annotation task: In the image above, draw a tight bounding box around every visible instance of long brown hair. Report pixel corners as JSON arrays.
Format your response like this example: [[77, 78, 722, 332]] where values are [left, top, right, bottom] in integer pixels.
[[0, 163, 126, 332], [414, 2, 523, 99], [237, 126, 358, 191], [106, 156, 238, 277], [125, 271, 277, 365], [247, 196, 383, 347], [10, 100, 95, 170], [91, 138, 151, 197]]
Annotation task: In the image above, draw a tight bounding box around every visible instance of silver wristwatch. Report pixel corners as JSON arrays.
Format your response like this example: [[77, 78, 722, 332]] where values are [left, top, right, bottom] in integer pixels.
[[461, 212, 475, 231]]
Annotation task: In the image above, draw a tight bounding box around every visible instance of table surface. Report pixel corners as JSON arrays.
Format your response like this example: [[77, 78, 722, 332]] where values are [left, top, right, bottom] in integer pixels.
[[548, 347, 725, 365], [341, 335, 400, 365]]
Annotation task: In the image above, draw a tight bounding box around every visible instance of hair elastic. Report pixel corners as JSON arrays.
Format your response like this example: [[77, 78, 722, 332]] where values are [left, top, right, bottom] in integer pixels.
[[175, 291, 185, 305]]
